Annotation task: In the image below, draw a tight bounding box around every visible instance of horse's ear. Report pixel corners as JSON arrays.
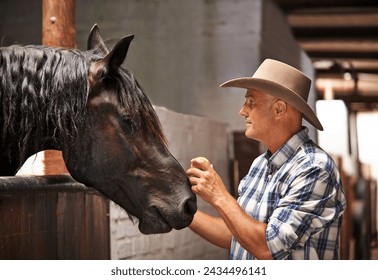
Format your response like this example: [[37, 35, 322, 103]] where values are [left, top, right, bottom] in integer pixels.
[[103, 35, 134, 72], [88, 35, 134, 87], [87, 24, 109, 54]]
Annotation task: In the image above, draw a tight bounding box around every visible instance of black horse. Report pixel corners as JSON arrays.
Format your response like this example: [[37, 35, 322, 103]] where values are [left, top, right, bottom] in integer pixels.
[[0, 25, 196, 234]]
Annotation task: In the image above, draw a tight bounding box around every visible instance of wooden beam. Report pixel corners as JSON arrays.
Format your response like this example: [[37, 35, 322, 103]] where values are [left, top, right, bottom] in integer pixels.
[[293, 27, 378, 39], [275, 1, 378, 12], [287, 8, 378, 27], [42, 0, 76, 48], [317, 68, 378, 74], [41, 0, 76, 175], [306, 51, 378, 59]]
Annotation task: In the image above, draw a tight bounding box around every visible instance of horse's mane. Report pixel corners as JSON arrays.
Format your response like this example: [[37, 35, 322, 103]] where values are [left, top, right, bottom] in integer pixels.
[[0, 45, 166, 164]]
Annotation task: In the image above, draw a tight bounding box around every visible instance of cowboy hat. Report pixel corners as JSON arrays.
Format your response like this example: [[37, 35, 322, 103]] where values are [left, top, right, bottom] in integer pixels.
[[220, 59, 323, 131]]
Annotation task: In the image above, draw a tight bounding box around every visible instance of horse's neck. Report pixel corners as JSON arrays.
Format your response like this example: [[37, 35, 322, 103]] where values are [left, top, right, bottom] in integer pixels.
[[0, 87, 62, 167]]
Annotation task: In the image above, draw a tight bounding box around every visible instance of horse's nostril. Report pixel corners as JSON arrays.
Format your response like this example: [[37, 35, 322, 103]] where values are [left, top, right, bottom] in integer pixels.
[[183, 196, 197, 216]]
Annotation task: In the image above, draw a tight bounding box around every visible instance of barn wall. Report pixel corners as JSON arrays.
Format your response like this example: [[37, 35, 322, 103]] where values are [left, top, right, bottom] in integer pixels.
[[0, 1, 41, 46], [110, 106, 230, 259], [259, 0, 317, 140], [75, 0, 262, 131], [0, 0, 315, 134]]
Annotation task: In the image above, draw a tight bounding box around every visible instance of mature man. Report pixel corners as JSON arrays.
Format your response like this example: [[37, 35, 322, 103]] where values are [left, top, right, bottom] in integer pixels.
[[187, 59, 347, 260]]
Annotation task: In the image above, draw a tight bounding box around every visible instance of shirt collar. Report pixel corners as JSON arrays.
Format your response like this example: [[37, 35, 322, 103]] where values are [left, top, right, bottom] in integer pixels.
[[264, 127, 310, 171]]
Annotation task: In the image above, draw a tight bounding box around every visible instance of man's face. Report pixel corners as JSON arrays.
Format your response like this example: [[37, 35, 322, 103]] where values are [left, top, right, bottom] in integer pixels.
[[239, 89, 277, 142]]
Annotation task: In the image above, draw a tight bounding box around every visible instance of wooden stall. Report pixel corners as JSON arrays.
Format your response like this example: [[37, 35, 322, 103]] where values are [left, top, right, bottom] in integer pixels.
[[0, 175, 110, 259]]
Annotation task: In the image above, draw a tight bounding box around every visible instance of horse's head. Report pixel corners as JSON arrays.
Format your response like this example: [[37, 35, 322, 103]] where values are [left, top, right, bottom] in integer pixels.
[[64, 25, 196, 234]]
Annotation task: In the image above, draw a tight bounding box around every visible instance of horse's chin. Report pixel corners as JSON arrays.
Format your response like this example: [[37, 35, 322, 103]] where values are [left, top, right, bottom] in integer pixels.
[[138, 206, 183, 234], [138, 219, 173, 234]]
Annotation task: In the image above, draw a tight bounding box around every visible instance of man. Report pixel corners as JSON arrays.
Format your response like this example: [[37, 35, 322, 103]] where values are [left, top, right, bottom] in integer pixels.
[[187, 59, 347, 260]]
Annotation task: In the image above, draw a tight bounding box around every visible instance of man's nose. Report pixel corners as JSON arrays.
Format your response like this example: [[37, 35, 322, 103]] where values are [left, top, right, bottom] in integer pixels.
[[239, 104, 247, 117]]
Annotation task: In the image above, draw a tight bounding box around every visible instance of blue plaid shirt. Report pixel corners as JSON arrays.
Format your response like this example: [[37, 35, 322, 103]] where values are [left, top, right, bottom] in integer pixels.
[[230, 128, 347, 260]]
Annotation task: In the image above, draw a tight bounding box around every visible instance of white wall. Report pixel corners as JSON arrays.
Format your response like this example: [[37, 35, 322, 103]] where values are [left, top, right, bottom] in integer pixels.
[[357, 112, 378, 180]]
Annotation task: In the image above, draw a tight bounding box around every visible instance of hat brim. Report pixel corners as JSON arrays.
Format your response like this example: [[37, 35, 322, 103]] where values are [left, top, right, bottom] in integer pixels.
[[220, 77, 323, 131]]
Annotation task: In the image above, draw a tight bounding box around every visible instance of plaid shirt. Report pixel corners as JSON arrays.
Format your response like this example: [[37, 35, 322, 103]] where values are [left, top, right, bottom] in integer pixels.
[[230, 128, 347, 260]]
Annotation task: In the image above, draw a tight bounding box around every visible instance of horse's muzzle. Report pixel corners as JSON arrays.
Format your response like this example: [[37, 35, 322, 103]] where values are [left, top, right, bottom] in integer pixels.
[[138, 194, 197, 234]]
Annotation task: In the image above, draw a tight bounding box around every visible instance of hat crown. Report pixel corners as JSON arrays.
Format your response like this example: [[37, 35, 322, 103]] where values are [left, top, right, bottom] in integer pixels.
[[253, 59, 311, 102]]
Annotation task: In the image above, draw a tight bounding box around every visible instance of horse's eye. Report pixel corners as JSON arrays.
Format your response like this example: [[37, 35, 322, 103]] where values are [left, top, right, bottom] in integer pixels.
[[121, 117, 135, 134], [121, 117, 132, 127]]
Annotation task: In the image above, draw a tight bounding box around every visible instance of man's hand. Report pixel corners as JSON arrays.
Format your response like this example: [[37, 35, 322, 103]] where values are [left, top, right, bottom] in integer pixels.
[[187, 156, 230, 206]]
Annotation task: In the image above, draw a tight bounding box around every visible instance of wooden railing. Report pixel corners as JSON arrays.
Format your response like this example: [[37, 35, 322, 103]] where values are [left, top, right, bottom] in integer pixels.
[[0, 175, 110, 259]]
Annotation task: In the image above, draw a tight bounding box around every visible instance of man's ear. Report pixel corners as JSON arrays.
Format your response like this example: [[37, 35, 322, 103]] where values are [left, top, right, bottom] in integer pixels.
[[274, 100, 287, 117]]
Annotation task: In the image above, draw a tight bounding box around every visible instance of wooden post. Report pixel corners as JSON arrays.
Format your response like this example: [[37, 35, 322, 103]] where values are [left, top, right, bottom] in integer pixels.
[[42, 0, 76, 48], [42, 0, 76, 174]]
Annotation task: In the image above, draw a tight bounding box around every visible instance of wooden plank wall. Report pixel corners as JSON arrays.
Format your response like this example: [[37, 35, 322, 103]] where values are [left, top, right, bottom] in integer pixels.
[[0, 175, 110, 259]]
